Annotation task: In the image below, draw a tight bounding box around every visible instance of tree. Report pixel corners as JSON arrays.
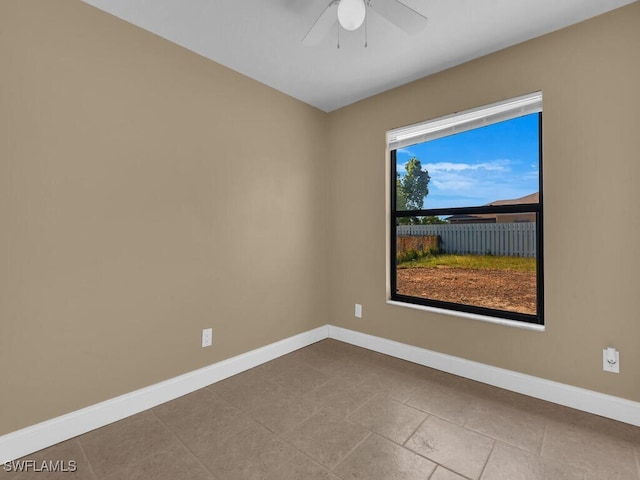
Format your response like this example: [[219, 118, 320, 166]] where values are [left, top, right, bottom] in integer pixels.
[[402, 157, 430, 210], [396, 172, 408, 211], [419, 215, 447, 225], [396, 157, 434, 224]]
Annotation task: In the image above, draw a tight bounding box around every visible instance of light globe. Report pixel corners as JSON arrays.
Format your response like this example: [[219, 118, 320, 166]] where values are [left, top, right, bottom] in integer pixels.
[[337, 0, 366, 31]]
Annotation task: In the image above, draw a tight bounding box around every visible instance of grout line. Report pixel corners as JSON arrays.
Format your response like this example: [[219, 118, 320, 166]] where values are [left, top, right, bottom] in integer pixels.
[[539, 421, 548, 459], [265, 453, 297, 478], [539, 422, 547, 456], [77, 414, 169, 480], [304, 453, 338, 476], [438, 465, 475, 480], [303, 374, 335, 397], [345, 392, 380, 421], [346, 394, 428, 448], [280, 406, 329, 437], [402, 415, 490, 480], [416, 457, 475, 480], [75, 438, 99, 480], [402, 413, 430, 447], [257, 395, 325, 437], [330, 431, 372, 473], [148, 412, 212, 476], [271, 409, 343, 470], [426, 467, 436, 480], [63, 339, 640, 480], [151, 405, 250, 479], [460, 418, 545, 457], [477, 439, 496, 480]]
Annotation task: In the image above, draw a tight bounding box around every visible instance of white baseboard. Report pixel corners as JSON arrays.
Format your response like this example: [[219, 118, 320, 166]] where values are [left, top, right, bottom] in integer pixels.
[[0, 325, 329, 464], [3, 323, 638, 463], [328, 325, 640, 428]]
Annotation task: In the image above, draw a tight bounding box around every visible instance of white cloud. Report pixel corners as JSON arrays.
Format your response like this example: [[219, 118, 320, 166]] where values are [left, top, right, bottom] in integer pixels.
[[432, 173, 477, 192], [397, 148, 414, 156], [424, 159, 511, 173], [397, 157, 537, 208]]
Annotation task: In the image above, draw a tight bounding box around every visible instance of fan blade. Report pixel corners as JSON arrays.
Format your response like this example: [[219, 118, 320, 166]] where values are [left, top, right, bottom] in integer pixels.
[[369, 0, 427, 34], [302, 0, 339, 46]]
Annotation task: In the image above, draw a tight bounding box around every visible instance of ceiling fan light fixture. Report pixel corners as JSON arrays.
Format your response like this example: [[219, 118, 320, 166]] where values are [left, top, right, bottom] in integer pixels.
[[337, 0, 366, 31]]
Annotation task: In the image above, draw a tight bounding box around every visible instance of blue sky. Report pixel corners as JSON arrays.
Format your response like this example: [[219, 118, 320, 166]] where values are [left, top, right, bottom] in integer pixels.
[[396, 113, 540, 209]]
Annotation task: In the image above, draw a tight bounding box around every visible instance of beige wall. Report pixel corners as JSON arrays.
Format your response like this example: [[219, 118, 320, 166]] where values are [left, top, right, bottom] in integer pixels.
[[2, 0, 639, 437], [0, 0, 329, 435], [328, 2, 640, 402]]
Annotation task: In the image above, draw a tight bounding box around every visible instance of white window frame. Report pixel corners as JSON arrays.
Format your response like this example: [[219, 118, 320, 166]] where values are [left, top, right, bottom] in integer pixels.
[[386, 92, 544, 328]]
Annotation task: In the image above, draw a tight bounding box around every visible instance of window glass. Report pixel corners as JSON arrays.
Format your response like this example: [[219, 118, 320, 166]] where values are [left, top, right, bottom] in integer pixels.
[[390, 103, 543, 325], [395, 114, 540, 211]]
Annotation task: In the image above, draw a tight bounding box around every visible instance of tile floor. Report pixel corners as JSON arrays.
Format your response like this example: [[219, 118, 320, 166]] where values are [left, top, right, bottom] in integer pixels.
[[3, 339, 640, 479]]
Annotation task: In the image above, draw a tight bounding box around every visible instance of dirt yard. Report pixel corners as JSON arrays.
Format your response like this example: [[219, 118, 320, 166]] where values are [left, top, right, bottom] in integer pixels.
[[396, 266, 536, 314]]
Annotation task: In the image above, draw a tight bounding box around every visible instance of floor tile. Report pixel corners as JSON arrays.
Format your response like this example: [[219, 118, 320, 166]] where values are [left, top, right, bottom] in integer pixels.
[[464, 394, 546, 453], [358, 367, 420, 402], [209, 374, 288, 411], [333, 434, 436, 480], [406, 377, 474, 426], [481, 442, 585, 480], [102, 443, 212, 480], [285, 342, 346, 370], [243, 352, 302, 380], [315, 355, 378, 385], [1, 439, 95, 480], [79, 413, 178, 479], [411, 365, 462, 383], [545, 404, 640, 445], [153, 387, 222, 422], [405, 415, 494, 480], [6, 339, 640, 480], [157, 396, 254, 457], [543, 414, 639, 479], [372, 355, 430, 378], [348, 395, 427, 445], [263, 454, 340, 480], [316, 339, 374, 358], [343, 347, 393, 369], [430, 466, 469, 480], [248, 393, 323, 434], [197, 423, 297, 480], [282, 409, 370, 469], [270, 363, 332, 395], [463, 380, 558, 423], [584, 471, 639, 480], [306, 378, 376, 418]]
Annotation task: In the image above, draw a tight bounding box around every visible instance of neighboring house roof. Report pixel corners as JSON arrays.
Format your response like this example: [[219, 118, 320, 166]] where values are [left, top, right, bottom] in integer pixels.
[[487, 192, 539, 206], [447, 193, 539, 223]]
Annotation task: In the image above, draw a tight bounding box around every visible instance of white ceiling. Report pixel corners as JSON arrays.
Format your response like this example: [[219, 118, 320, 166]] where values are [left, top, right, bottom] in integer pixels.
[[81, 0, 636, 112]]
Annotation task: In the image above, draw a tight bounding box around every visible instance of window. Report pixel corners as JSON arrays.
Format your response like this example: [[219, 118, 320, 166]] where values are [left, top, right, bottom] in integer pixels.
[[388, 92, 543, 325]]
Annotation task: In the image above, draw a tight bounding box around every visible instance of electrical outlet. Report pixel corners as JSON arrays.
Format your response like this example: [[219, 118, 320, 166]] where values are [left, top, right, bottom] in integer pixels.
[[602, 347, 619, 373], [355, 303, 362, 318], [202, 328, 213, 348]]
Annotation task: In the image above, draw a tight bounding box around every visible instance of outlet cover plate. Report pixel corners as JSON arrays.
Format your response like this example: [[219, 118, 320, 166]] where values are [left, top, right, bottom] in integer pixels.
[[602, 348, 619, 373], [355, 304, 362, 318], [202, 328, 213, 348]]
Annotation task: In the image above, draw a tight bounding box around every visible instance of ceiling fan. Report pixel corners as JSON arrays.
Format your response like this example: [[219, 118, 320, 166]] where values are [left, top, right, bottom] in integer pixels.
[[303, 0, 428, 46]]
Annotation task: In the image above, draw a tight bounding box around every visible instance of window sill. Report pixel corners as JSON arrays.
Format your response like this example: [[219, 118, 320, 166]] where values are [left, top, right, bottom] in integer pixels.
[[386, 300, 545, 332]]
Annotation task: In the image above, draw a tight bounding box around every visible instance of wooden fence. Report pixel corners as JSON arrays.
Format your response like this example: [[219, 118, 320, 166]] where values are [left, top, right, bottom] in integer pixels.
[[396, 223, 536, 257]]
